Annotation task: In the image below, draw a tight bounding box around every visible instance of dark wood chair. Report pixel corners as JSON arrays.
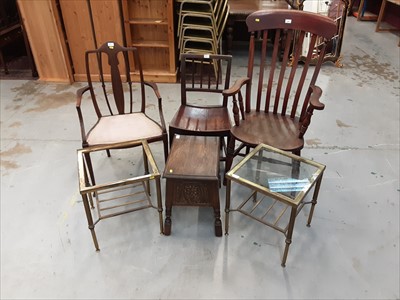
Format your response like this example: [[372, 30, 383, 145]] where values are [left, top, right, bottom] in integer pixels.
[[224, 9, 337, 176], [169, 53, 233, 171], [76, 41, 168, 185]]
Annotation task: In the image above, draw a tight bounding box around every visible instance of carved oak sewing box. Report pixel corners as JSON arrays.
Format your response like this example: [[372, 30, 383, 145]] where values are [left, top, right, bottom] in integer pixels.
[[163, 135, 222, 237]]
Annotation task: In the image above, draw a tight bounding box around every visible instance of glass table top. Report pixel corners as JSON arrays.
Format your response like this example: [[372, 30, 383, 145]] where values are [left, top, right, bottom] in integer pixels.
[[226, 143, 325, 205]]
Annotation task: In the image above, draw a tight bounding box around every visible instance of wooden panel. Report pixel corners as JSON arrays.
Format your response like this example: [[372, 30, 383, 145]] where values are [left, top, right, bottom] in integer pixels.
[[59, 0, 124, 82], [17, 0, 72, 82], [90, 0, 124, 46], [59, 0, 95, 81]]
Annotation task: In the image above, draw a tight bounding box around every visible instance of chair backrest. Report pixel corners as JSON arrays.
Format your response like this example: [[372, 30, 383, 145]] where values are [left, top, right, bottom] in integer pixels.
[[180, 53, 232, 107], [244, 9, 336, 122], [85, 41, 146, 118]]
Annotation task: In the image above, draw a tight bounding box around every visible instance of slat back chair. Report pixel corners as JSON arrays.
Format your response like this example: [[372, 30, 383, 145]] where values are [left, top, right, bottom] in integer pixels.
[[224, 9, 337, 174], [169, 53, 233, 170], [76, 41, 168, 185]]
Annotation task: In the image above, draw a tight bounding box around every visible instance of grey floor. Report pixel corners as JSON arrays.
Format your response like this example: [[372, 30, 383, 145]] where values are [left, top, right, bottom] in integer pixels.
[[1, 17, 399, 299]]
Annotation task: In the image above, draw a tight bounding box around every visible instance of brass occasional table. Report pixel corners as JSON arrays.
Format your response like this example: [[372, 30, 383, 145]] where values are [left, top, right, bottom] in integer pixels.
[[77, 140, 163, 251], [225, 143, 326, 267]]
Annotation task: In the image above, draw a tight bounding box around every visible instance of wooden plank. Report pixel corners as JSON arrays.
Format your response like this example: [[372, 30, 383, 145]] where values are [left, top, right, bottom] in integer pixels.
[[90, 0, 125, 78], [59, 0, 95, 81], [17, 0, 72, 82], [89, 0, 124, 46]]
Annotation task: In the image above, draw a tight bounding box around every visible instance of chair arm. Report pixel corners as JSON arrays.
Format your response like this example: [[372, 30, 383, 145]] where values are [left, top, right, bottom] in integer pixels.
[[76, 86, 90, 144], [223, 77, 250, 126], [144, 81, 161, 100], [76, 85, 90, 108], [222, 77, 250, 97], [144, 81, 167, 132], [299, 85, 325, 139], [309, 85, 325, 110]]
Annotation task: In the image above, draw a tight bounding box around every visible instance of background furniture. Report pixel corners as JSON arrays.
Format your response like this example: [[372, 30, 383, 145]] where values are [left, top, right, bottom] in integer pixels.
[[177, 0, 229, 57], [164, 135, 222, 237], [169, 53, 233, 169], [301, 0, 349, 67], [78, 140, 163, 251], [58, 0, 125, 82], [350, 0, 378, 20], [375, 0, 400, 32], [121, 0, 177, 82], [0, 0, 37, 77], [17, 0, 72, 82], [76, 41, 169, 186], [223, 9, 337, 176], [16, 0, 177, 82], [225, 143, 326, 266], [225, 0, 292, 54]]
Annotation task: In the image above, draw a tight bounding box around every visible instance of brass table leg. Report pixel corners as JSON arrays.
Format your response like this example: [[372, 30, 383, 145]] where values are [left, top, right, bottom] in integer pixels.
[[281, 206, 297, 267], [307, 174, 323, 227], [82, 193, 100, 251], [224, 179, 231, 235]]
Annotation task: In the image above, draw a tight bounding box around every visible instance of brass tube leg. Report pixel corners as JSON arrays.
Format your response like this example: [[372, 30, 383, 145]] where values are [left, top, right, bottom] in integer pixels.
[[225, 179, 231, 235], [142, 147, 150, 196], [307, 174, 323, 227], [83, 161, 95, 209], [84, 152, 96, 186], [282, 206, 297, 267], [82, 193, 99, 251]]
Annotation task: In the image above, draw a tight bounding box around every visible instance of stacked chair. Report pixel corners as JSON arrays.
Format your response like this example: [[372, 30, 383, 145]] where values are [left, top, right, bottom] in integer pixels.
[[177, 0, 229, 57]]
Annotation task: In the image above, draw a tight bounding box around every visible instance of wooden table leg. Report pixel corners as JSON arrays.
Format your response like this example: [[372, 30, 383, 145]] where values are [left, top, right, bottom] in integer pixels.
[[164, 180, 172, 236], [212, 181, 222, 236], [155, 177, 164, 234]]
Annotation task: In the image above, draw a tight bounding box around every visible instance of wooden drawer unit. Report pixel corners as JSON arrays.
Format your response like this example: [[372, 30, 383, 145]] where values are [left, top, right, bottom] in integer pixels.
[[122, 0, 177, 82]]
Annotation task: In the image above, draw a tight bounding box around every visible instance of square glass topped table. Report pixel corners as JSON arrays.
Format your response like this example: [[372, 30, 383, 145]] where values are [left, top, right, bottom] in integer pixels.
[[225, 143, 326, 267], [77, 140, 163, 251]]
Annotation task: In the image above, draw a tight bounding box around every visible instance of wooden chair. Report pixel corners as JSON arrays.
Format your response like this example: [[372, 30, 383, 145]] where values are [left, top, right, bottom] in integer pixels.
[[76, 41, 168, 185], [169, 53, 233, 170], [224, 9, 337, 176]]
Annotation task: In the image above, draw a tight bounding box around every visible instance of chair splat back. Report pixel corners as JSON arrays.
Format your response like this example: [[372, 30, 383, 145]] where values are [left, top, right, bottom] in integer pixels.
[[180, 53, 232, 107], [245, 9, 337, 121], [85, 42, 146, 117]]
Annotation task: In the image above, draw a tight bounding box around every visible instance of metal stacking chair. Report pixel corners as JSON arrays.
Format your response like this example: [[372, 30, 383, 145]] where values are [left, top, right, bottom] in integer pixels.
[[178, 0, 229, 56], [177, 0, 217, 40]]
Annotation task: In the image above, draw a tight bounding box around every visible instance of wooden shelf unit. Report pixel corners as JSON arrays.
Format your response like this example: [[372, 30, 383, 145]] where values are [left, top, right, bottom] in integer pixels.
[[122, 0, 177, 83]]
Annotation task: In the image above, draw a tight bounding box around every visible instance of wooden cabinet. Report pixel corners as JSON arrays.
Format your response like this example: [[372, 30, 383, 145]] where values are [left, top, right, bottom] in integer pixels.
[[121, 0, 177, 83]]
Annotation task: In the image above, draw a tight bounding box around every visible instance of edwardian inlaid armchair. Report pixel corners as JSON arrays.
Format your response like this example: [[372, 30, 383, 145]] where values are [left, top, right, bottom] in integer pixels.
[[76, 41, 168, 185]]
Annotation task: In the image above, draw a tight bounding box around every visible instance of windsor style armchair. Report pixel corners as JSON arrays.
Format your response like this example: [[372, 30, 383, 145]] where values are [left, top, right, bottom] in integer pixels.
[[224, 9, 337, 176]]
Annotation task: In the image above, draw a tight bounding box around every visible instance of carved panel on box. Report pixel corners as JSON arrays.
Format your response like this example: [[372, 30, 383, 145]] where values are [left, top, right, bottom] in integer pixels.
[[175, 181, 209, 205]]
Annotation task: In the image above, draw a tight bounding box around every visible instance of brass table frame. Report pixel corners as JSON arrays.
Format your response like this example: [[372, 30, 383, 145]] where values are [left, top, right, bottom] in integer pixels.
[[77, 140, 163, 251], [225, 143, 325, 267]]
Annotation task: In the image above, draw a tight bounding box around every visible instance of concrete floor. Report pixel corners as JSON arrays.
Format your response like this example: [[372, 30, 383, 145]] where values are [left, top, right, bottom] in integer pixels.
[[1, 17, 399, 299]]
